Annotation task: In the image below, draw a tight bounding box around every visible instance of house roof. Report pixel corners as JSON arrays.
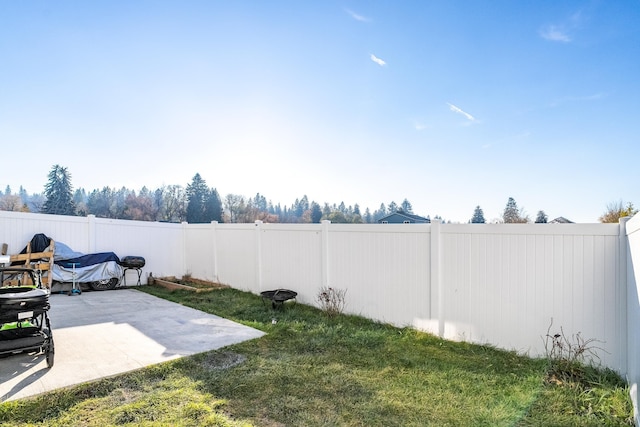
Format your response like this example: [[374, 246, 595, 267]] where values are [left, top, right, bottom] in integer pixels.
[[550, 216, 574, 224], [378, 211, 430, 223]]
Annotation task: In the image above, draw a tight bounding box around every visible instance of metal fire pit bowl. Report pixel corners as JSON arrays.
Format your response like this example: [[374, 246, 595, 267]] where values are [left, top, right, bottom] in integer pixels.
[[260, 289, 297, 309]]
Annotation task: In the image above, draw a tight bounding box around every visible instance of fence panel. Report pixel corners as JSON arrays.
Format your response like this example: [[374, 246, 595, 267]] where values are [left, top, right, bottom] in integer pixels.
[[328, 224, 431, 327], [93, 219, 184, 282], [184, 223, 215, 281], [214, 224, 258, 292], [260, 223, 323, 303], [440, 224, 623, 370], [0, 211, 90, 254]]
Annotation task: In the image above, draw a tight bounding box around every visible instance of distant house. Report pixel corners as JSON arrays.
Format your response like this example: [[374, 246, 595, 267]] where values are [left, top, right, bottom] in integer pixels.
[[550, 216, 574, 224], [377, 211, 430, 224]]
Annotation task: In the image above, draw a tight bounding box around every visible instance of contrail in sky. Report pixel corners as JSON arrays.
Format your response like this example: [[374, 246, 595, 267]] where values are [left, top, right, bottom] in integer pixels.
[[447, 102, 475, 121]]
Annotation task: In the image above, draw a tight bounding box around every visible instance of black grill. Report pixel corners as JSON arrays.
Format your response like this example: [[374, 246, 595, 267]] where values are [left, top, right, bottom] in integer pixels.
[[120, 256, 145, 268]]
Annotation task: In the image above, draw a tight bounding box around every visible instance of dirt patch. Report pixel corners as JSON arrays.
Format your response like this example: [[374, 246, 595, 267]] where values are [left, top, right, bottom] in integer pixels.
[[200, 351, 247, 370], [150, 276, 229, 292]]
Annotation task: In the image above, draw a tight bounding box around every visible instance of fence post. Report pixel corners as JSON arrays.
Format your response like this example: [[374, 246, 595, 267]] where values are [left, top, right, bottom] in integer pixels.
[[430, 219, 444, 337], [255, 220, 263, 292], [321, 220, 331, 288], [619, 216, 630, 376], [626, 215, 640, 427], [211, 221, 218, 282], [181, 222, 188, 277], [87, 215, 97, 253]]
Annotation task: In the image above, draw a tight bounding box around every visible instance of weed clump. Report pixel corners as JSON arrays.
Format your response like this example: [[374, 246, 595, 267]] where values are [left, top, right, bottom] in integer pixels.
[[316, 286, 347, 317], [543, 318, 604, 384], [535, 319, 633, 425]]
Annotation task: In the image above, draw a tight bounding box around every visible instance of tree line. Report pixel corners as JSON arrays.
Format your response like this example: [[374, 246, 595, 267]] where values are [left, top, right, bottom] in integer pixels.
[[1, 165, 635, 224], [0, 165, 424, 224], [470, 197, 637, 224]]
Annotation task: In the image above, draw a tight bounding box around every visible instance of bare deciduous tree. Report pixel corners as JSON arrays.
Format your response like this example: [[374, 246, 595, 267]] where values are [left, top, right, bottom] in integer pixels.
[[599, 200, 637, 223], [0, 194, 25, 212], [224, 194, 246, 223]]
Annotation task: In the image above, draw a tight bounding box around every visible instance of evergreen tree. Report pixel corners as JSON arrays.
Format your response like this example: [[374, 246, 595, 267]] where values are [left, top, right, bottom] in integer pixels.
[[74, 188, 88, 216], [113, 187, 130, 219], [87, 187, 115, 218], [253, 193, 267, 211], [503, 197, 527, 223], [535, 210, 548, 223], [73, 188, 86, 205], [186, 173, 210, 223], [19, 186, 28, 204], [292, 198, 302, 218], [310, 202, 323, 223], [42, 164, 76, 215], [154, 188, 165, 220], [471, 206, 486, 223], [204, 188, 223, 222], [373, 203, 387, 222], [300, 195, 309, 213], [388, 201, 398, 213], [28, 193, 45, 213], [363, 207, 372, 223], [401, 199, 413, 214]]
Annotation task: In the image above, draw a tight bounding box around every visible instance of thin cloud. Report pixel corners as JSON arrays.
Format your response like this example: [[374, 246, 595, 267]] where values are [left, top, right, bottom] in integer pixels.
[[539, 8, 589, 43], [447, 103, 476, 121], [582, 92, 607, 101], [370, 54, 386, 66], [540, 25, 571, 42], [345, 8, 370, 22], [569, 10, 586, 26], [550, 92, 609, 107], [414, 122, 428, 131]]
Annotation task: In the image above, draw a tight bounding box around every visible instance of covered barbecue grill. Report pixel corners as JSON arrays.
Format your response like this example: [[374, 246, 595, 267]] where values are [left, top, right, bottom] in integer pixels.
[[120, 256, 145, 286]]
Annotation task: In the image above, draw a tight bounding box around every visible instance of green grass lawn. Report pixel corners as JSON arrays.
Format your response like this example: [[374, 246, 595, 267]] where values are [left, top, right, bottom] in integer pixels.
[[0, 286, 633, 426]]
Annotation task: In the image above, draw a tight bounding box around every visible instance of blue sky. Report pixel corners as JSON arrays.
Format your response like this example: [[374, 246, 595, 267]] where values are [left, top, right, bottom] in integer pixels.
[[1, 1, 638, 223]]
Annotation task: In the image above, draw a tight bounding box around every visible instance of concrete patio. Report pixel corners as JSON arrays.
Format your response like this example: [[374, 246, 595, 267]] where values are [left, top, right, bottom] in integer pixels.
[[0, 288, 265, 402]]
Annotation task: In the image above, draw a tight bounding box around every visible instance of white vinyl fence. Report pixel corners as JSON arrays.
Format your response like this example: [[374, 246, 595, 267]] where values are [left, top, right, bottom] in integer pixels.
[[625, 215, 640, 424], [184, 220, 626, 371], [0, 211, 185, 284], [1, 210, 638, 422]]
